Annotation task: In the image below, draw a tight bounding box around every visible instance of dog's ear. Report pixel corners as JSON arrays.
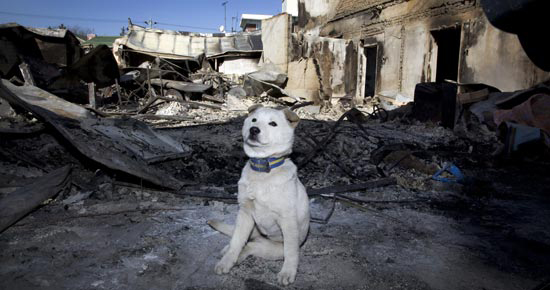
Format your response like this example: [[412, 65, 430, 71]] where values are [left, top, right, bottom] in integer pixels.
[[283, 108, 300, 128], [248, 104, 263, 114]]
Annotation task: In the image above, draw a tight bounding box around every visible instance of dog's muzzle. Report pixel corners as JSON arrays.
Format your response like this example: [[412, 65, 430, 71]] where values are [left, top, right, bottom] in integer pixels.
[[249, 126, 260, 141]]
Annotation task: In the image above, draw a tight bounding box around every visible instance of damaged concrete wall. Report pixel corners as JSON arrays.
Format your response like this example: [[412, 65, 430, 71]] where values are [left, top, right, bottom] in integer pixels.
[[286, 35, 358, 103], [264, 0, 550, 105], [259, 4, 359, 104], [459, 12, 550, 92], [318, 0, 481, 99], [400, 25, 433, 97], [282, 0, 299, 17], [261, 14, 292, 73], [292, 0, 550, 104], [285, 58, 320, 102], [377, 27, 402, 97], [312, 38, 348, 100], [260, 12, 351, 103], [296, 0, 340, 36]]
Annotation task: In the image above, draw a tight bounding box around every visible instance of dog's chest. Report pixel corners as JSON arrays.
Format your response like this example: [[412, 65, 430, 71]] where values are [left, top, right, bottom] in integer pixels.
[[240, 180, 284, 211], [239, 166, 294, 208], [250, 200, 281, 237], [239, 170, 294, 237]]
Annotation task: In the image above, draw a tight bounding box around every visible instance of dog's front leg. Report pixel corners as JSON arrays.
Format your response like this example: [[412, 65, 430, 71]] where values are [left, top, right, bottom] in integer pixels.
[[277, 216, 300, 285], [215, 209, 254, 274]]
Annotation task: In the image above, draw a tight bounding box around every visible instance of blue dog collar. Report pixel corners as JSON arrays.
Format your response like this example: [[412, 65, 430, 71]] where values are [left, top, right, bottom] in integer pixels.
[[249, 157, 286, 173]]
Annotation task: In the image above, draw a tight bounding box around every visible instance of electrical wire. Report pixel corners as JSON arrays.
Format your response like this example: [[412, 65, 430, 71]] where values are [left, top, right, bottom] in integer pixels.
[[0, 10, 127, 24], [0, 11, 219, 31]]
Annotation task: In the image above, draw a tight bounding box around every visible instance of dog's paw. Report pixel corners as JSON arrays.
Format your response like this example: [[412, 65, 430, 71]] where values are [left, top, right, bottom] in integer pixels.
[[214, 257, 234, 275], [220, 245, 229, 256], [277, 267, 297, 285]]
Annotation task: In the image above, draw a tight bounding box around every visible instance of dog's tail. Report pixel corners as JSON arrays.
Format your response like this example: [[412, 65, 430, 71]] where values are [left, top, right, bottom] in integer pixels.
[[207, 220, 234, 237]]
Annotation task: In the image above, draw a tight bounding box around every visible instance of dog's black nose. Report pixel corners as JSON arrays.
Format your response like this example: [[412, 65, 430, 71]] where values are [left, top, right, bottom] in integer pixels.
[[249, 126, 260, 136]]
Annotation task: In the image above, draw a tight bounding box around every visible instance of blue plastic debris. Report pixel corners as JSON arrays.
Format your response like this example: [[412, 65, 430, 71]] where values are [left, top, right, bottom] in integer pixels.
[[432, 163, 465, 184]]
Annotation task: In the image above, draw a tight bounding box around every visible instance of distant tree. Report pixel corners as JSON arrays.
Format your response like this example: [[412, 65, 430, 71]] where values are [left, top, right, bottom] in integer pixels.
[[120, 26, 127, 36], [67, 25, 95, 39], [58, 23, 66, 29]]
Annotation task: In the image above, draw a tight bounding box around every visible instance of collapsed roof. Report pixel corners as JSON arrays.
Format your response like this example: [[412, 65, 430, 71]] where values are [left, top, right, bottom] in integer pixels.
[[0, 23, 83, 78], [115, 24, 263, 62]]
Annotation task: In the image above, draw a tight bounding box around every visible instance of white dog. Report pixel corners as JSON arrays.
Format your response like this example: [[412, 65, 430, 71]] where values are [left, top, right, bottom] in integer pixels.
[[208, 105, 310, 285]]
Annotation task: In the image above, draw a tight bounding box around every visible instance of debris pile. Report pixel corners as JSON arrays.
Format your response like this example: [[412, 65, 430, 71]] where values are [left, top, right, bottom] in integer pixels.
[[1, 22, 549, 222], [1, 22, 550, 290]]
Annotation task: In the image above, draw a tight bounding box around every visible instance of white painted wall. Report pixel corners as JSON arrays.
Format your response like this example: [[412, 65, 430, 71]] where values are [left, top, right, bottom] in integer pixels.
[[301, 35, 350, 100], [327, 39, 348, 98], [378, 26, 402, 95], [359, 15, 550, 100], [261, 14, 291, 73], [301, 0, 333, 17], [401, 24, 430, 98], [282, 0, 299, 17], [219, 58, 260, 76], [286, 58, 320, 101]]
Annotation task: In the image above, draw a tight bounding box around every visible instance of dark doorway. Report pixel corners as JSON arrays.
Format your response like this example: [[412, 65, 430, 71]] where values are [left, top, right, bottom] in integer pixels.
[[364, 45, 378, 97], [431, 27, 461, 83]]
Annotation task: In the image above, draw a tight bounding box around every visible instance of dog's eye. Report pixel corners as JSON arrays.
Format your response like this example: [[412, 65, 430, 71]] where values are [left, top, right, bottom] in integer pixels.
[[252, 118, 257, 122], [269, 121, 277, 127]]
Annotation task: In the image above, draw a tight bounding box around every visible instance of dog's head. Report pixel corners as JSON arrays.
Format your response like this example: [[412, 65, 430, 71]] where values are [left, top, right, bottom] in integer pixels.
[[242, 105, 300, 158]]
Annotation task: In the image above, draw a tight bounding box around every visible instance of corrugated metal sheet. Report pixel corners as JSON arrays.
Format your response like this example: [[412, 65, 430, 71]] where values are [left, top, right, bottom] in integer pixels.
[[118, 25, 262, 60]]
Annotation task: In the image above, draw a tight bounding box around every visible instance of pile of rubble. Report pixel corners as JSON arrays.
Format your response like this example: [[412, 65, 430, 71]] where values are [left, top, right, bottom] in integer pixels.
[[1, 22, 550, 290], [1, 23, 550, 234]]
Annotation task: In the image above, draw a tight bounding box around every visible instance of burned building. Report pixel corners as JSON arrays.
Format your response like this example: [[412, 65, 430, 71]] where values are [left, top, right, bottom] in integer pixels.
[[114, 23, 263, 77], [0, 23, 83, 80], [1, 2, 550, 289], [270, 0, 550, 105]]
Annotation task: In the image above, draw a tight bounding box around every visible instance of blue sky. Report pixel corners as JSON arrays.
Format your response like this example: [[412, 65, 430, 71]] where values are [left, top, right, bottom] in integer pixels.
[[0, 0, 281, 35]]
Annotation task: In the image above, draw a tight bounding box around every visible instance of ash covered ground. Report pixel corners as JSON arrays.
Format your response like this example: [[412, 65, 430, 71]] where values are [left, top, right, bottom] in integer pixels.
[[1, 110, 549, 290]]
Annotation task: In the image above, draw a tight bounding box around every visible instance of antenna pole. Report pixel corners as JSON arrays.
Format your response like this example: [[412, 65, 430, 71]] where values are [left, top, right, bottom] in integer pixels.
[[222, 1, 228, 32]]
